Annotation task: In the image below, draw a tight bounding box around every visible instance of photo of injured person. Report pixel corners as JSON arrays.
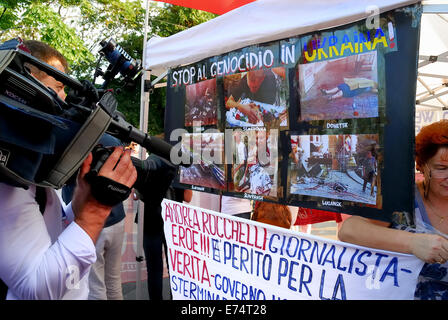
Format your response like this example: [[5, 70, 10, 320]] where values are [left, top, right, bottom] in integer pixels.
[[230, 129, 278, 197], [185, 78, 218, 127], [289, 133, 380, 205], [298, 51, 379, 121], [179, 132, 226, 190], [224, 67, 288, 128]]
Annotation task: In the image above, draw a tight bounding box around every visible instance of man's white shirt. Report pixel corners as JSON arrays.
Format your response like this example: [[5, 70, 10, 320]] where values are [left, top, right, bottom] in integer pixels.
[[0, 183, 96, 300]]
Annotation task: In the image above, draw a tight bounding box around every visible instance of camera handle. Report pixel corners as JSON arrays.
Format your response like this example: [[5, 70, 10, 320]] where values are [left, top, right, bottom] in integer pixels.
[[106, 114, 173, 164]]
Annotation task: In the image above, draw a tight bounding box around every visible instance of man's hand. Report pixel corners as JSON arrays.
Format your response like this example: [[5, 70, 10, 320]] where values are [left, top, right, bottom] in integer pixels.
[[238, 103, 262, 124], [226, 95, 262, 124], [225, 95, 239, 110], [72, 147, 137, 243]]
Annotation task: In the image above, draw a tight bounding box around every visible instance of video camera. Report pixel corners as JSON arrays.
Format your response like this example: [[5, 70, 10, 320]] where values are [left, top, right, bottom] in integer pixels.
[[95, 38, 142, 88], [0, 38, 179, 189]]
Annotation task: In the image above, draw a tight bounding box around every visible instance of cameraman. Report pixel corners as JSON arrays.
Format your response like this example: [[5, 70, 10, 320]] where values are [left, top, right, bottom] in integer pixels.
[[0, 40, 137, 300]]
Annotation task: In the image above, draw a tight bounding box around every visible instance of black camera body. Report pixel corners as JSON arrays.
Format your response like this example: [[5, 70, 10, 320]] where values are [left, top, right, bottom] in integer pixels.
[[85, 144, 177, 205], [97, 39, 142, 88], [0, 38, 175, 189]]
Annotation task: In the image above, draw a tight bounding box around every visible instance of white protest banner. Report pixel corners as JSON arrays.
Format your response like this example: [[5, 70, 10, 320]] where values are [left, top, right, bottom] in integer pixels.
[[162, 199, 425, 300]]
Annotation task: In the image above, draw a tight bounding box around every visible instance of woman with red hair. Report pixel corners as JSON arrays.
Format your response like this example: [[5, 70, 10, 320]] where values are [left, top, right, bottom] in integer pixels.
[[339, 120, 448, 300]]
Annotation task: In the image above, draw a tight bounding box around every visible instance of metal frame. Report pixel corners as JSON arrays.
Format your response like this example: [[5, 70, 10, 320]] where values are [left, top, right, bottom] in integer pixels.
[[417, 2, 448, 110], [135, 0, 151, 300]]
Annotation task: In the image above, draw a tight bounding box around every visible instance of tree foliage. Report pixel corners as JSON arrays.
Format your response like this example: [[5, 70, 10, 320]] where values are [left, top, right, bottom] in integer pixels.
[[0, 0, 145, 76], [0, 1, 216, 134], [150, 4, 216, 36]]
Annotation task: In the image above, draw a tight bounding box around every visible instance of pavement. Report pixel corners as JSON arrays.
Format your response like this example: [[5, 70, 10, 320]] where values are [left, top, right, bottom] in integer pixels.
[[291, 169, 377, 205], [122, 278, 172, 300]]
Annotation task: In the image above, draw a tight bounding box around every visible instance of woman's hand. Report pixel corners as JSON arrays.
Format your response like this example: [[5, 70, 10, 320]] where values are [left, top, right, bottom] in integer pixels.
[[409, 233, 448, 264]]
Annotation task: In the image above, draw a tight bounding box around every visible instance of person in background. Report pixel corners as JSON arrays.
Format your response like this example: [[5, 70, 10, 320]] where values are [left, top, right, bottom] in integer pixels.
[[320, 78, 378, 101], [221, 195, 253, 220], [251, 201, 292, 229], [362, 150, 377, 196], [339, 119, 448, 300], [134, 154, 186, 300]]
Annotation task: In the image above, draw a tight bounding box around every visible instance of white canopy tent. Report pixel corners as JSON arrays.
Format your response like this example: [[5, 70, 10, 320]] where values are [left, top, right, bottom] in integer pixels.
[[417, 4, 448, 110], [144, 1, 448, 110], [144, 0, 420, 76], [142, 0, 448, 120], [135, 0, 441, 299]]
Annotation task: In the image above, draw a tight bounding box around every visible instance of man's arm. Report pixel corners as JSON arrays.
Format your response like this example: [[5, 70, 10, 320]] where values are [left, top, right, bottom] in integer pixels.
[[0, 184, 96, 300], [0, 148, 137, 299]]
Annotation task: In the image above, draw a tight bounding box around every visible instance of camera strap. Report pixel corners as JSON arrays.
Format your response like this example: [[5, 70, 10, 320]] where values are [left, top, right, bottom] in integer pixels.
[[0, 279, 6, 299], [35, 186, 47, 215], [0, 49, 15, 74], [86, 174, 131, 207], [44, 106, 112, 189]]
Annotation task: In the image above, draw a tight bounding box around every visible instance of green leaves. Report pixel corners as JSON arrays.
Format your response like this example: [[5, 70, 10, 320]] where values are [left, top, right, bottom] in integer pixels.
[[0, 1, 216, 135], [149, 3, 217, 37]]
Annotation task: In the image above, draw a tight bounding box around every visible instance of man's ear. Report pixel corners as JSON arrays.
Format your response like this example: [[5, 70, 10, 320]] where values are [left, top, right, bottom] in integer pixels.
[[24, 62, 40, 78]]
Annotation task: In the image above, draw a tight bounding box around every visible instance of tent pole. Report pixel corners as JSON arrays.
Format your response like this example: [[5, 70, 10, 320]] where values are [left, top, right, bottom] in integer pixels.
[[136, 0, 151, 300], [418, 51, 448, 68], [422, 3, 448, 13], [417, 77, 448, 108], [417, 103, 446, 109], [416, 88, 448, 104]]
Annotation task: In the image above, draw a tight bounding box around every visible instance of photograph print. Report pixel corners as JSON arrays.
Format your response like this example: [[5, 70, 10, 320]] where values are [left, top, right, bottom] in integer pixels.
[[230, 129, 279, 197], [185, 78, 218, 127], [298, 51, 379, 121], [179, 132, 226, 190], [224, 67, 288, 128], [289, 133, 380, 205]]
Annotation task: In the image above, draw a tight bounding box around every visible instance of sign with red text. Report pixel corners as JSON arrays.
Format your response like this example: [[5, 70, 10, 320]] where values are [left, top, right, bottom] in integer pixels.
[[162, 199, 424, 300]]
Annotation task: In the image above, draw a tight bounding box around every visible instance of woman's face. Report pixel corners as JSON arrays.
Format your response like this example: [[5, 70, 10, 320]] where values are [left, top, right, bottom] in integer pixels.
[[426, 147, 448, 198]]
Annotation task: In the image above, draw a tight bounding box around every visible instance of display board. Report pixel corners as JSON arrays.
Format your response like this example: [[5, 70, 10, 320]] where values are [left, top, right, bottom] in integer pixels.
[[165, 4, 421, 222]]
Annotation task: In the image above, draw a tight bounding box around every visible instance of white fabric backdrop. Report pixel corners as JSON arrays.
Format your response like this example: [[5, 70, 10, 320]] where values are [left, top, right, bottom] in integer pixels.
[[145, 0, 419, 75]]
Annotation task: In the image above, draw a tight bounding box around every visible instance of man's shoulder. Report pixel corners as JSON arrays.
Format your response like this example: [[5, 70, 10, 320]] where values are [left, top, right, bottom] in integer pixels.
[[0, 182, 33, 200]]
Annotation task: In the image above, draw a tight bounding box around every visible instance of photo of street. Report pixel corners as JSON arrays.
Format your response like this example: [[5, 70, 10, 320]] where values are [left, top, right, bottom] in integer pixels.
[[179, 132, 226, 190], [289, 134, 380, 205], [185, 78, 218, 127]]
